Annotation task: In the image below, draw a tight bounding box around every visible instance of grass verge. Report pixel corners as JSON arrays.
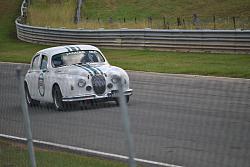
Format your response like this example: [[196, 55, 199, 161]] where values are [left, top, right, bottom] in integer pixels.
[[1, 47, 250, 78], [0, 139, 128, 167], [102, 49, 250, 79]]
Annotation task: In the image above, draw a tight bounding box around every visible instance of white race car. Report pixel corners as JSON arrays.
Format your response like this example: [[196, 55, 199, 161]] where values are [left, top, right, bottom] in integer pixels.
[[24, 45, 133, 110]]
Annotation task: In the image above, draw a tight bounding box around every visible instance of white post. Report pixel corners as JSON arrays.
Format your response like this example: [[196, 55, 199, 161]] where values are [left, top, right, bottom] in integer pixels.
[[16, 67, 37, 167], [117, 76, 136, 167]]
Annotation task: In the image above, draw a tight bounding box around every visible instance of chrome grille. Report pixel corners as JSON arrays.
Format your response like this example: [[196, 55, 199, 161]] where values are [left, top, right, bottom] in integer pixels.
[[92, 75, 106, 95]]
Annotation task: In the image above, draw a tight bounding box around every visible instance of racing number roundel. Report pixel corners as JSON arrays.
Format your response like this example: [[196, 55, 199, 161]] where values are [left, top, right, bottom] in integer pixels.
[[38, 73, 45, 96]]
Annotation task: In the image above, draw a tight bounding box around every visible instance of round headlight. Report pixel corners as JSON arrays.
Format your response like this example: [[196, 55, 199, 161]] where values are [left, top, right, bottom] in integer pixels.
[[107, 83, 113, 89], [111, 75, 121, 84], [78, 79, 86, 87]]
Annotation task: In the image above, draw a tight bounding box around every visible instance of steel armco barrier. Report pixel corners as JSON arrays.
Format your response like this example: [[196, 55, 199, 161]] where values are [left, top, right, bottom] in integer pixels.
[[16, 18, 250, 54]]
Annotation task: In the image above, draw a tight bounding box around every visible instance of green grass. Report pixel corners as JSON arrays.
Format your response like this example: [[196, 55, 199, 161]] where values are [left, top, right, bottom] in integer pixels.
[[2, 47, 249, 78], [81, 0, 250, 29], [0, 0, 47, 62], [27, 0, 76, 28], [102, 49, 250, 78], [0, 139, 128, 167], [83, 0, 250, 19], [27, 0, 250, 29]]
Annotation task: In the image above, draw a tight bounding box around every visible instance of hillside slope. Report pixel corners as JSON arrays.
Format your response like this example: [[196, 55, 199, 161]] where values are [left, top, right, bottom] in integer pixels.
[[0, 0, 20, 42], [27, 0, 76, 27], [27, 0, 250, 29], [82, 0, 250, 19], [0, 0, 46, 63]]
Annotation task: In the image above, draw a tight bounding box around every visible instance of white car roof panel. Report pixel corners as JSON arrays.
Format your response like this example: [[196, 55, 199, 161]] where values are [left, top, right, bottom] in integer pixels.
[[38, 45, 100, 57]]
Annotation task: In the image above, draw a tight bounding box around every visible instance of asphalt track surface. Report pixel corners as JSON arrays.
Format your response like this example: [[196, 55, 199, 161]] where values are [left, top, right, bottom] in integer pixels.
[[0, 63, 250, 167]]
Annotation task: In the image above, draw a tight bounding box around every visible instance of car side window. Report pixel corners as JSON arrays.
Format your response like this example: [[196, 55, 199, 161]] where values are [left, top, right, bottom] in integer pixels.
[[31, 55, 40, 70], [52, 54, 64, 68], [40, 55, 48, 70]]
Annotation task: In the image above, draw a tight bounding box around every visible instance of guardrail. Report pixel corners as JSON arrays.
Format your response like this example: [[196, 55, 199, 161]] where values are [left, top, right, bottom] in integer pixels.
[[16, 18, 250, 54]]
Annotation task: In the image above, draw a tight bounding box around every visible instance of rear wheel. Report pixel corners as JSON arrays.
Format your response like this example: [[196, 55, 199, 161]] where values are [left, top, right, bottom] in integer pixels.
[[24, 83, 40, 106], [53, 85, 64, 111]]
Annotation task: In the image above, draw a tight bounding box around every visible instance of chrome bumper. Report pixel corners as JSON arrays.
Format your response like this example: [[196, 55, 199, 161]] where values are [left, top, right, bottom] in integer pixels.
[[62, 89, 133, 102]]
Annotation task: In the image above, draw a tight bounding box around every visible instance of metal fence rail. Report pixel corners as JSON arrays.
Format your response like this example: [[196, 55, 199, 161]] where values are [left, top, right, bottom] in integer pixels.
[[16, 18, 250, 54]]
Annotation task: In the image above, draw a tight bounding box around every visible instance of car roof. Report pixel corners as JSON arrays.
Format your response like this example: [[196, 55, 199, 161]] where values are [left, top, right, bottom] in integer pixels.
[[37, 45, 101, 56]]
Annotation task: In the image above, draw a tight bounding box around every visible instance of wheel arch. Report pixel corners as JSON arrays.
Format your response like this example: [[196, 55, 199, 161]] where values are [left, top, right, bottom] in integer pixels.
[[51, 82, 64, 111], [24, 80, 30, 92], [52, 82, 60, 95]]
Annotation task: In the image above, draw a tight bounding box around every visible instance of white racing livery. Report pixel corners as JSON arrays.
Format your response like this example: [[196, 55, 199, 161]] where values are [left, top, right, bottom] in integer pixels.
[[24, 45, 133, 110]]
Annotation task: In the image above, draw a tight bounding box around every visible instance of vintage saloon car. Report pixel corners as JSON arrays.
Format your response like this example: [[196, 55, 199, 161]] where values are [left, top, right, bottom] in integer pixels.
[[24, 45, 133, 110]]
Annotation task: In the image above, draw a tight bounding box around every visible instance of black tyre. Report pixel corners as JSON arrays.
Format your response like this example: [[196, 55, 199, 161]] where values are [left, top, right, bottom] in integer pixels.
[[126, 95, 130, 103], [24, 83, 40, 107], [53, 85, 64, 111]]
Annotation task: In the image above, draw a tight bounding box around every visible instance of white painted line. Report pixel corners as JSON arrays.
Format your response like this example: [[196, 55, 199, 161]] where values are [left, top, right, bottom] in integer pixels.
[[0, 134, 183, 167]]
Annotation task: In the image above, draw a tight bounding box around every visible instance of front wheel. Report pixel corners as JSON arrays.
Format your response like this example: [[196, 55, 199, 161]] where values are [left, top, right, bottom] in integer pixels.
[[53, 85, 64, 111], [24, 83, 40, 107]]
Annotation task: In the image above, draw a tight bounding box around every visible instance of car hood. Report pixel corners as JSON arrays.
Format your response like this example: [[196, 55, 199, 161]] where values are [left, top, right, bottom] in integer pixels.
[[55, 64, 126, 77]]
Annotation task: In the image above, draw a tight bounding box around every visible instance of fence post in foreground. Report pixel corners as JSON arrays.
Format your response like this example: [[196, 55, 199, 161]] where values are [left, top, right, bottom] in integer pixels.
[[163, 17, 166, 29], [233, 17, 236, 29], [16, 67, 37, 167], [74, 0, 83, 24], [117, 76, 136, 167], [213, 16, 216, 30]]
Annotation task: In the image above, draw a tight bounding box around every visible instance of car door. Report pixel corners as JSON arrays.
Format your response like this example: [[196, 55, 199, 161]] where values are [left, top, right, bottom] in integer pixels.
[[35, 54, 49, 101], [27, 54, 41, 99]]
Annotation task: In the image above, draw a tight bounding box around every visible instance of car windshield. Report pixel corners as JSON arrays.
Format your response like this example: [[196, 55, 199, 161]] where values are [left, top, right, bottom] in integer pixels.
[[52, 50, 105, 68]]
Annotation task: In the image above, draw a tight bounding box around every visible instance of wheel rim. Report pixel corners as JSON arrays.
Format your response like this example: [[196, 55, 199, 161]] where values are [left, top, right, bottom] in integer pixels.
[[54, 89, 62, 109], [54, 94, 59, 109], [26, 93, 31, 104], [25, 86, 31, 104]]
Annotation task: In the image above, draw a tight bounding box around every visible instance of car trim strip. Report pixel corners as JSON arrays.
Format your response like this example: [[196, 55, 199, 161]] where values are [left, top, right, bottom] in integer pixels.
[[74, 64, 101, 76], [83, 66, 95, 76], [74, 64, 94, 76], [84, 65, 100, 75], [63, 94, 96, 101], [65, 47, 71, 52], [95, 67, 104, 75], [76, 46, 81, 51], [62, 89, 133, 102], [70, 47, 77, 52]]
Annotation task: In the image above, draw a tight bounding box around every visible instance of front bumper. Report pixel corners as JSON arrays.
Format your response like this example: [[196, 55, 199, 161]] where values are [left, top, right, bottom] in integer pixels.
[[62, 89, 133, 102]]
